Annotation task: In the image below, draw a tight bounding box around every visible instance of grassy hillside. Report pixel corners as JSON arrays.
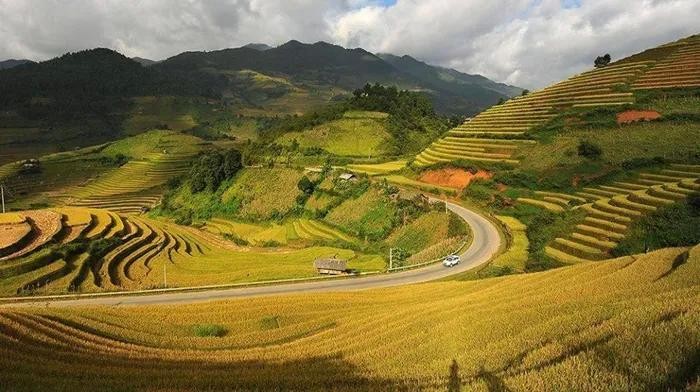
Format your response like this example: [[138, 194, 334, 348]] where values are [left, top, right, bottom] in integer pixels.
[[1, 245, 698, 390], [277, 111, 391, 157], [406, 34, 700, 270], [415, 34, 700, 169], [324, 186, 397, 241]]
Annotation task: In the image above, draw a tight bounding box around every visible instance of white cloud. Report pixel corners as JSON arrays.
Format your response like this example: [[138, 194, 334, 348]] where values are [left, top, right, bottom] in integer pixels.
[[0, 0, 697, 89]]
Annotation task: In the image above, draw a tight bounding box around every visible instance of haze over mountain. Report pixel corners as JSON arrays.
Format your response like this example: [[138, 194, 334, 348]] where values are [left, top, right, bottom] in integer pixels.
[[131, 57, 158, 66]]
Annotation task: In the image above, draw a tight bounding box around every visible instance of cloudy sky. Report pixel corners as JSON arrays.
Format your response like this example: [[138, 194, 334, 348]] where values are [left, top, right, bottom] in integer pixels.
[[1, 0, 698, 89]]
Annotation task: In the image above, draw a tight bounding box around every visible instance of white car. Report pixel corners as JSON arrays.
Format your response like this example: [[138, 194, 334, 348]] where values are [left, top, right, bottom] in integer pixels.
[[442, 254, 460, 267]]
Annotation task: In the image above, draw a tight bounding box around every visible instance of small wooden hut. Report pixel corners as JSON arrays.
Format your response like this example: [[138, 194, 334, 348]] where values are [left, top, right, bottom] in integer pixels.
[[313, 258, 348, 275]]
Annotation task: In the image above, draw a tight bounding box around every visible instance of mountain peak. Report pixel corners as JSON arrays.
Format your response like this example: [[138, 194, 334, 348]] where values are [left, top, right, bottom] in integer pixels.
[[243, 43, 272, 51], [0, 59, 34, 70]]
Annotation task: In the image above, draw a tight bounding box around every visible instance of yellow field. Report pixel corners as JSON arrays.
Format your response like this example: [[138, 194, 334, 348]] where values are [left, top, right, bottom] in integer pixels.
[[492, 215, 528, 272], [414, 35, 700, 167], [0, 207, 384, 296], [1, 245, 698, 390]]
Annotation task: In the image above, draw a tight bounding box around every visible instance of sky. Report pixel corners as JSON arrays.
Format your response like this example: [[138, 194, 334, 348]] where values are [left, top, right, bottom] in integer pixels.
[[0, 0, 698, 89]]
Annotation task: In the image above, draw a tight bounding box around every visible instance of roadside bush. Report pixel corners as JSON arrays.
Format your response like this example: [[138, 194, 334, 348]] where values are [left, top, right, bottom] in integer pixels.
[[462, 184, 492, 201]]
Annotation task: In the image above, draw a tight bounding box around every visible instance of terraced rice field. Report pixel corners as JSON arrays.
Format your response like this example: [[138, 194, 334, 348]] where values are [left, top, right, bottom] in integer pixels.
[[67, 151, 198, 214], [204, 218, 359, 246], [518, 165, 700, 263], [0, 207, 381, 295], [491, 216, 528, 272], [414, 35, 700, 167], [1, 245, 698, 390], [633, 35, 700, 90], [345, 160, 407, 176]]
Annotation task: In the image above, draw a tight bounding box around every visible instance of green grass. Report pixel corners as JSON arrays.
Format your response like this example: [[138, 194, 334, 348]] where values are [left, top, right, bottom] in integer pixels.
[[386, 211, 457, 254], [612, 196, 700, 256], [346, 160, 407, 176], [123, 96, 199, 134], [647, 95, 700, 115], [380, 175, 457, 195], [192, 324, 228, 338], [221, 168, 305, 221], [324, 187, 397, 241], [277, 113, 391, 157], [102, 130, 202, 159], [514, 121, 700, 191]]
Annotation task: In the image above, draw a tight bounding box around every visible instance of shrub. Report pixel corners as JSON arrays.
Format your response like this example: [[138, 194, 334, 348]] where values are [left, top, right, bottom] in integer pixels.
[[462, 184, 492, 201], [297, 176, 315, 195], [192, 324, 227, 338], [223, 233, 249, 246], [577, 140, 602, 159], [613, 195, 700, 256]]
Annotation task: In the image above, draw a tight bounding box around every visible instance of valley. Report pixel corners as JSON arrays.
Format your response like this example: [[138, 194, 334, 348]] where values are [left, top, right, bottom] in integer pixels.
[[0, 25, 698, 391]]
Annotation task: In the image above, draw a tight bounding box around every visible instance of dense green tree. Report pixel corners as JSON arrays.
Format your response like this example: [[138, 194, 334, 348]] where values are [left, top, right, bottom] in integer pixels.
[[189, 149, 242, 193]]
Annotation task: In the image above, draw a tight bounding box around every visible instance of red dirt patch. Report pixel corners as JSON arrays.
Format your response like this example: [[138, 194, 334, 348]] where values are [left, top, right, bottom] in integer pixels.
[[617, 110, 661, 125], [419, 168, 492, 190]]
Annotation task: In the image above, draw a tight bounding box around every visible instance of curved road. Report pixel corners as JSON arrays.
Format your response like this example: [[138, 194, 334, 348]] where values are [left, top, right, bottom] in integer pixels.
[[0, 202, 501, 307]]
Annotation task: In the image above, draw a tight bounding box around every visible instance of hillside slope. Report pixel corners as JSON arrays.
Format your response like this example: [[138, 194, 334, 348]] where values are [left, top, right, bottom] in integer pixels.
[[1, 245, 698, 390], [154, 40, 520, 115], [415, 34, 700, 167]]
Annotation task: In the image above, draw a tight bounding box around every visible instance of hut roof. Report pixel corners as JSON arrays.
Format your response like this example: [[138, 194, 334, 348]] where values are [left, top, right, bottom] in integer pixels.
[[314, 258, 348, 271]]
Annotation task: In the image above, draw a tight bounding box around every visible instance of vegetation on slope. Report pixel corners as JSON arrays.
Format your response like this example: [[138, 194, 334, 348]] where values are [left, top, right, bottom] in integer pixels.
[[277, 111, 392, 157], [613, 193, 700, 256], [2, 245, 698, 390]]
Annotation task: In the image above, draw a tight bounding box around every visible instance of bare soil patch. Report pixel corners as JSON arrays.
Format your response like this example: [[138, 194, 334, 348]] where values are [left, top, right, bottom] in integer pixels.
[[617, 110, 661, 125], [0, 223, 32, 250], [419, 168, 492, 190]]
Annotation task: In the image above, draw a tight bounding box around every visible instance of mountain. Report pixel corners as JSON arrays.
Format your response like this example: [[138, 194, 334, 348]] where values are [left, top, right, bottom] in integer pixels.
[[153, 40, 520, 114], [131, 56, 158, 66], [378, 53, 522, 99], [0, 59, 34, 70], [243, 43, 273, 51]]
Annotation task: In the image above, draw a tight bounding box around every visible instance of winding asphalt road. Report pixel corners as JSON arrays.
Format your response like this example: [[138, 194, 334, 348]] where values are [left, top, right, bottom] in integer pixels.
[[0, 201, 501, 307]]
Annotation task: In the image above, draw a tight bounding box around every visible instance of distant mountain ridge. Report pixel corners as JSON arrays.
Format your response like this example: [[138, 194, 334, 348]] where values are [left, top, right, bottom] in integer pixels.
[[243, 43, 273, 51], [131, 57, 158, 66], [0, 59, 34, 70], [378, 53, 523, 114], [0, 40, 522, 115], [153, 40, 521, 114]]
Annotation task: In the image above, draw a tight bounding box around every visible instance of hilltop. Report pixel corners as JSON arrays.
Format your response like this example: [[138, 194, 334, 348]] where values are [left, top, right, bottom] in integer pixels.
[[0, 59, 34, 70], [153, 40, 519, 115]]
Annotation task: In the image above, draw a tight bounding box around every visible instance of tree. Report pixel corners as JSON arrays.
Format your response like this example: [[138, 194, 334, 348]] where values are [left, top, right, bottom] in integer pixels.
[[521, 89, 530, 96], [578, 140, 602, 159], [297, 176, 315, 195], [594, 54, 611, 68], [189, 149, 243, 193]]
